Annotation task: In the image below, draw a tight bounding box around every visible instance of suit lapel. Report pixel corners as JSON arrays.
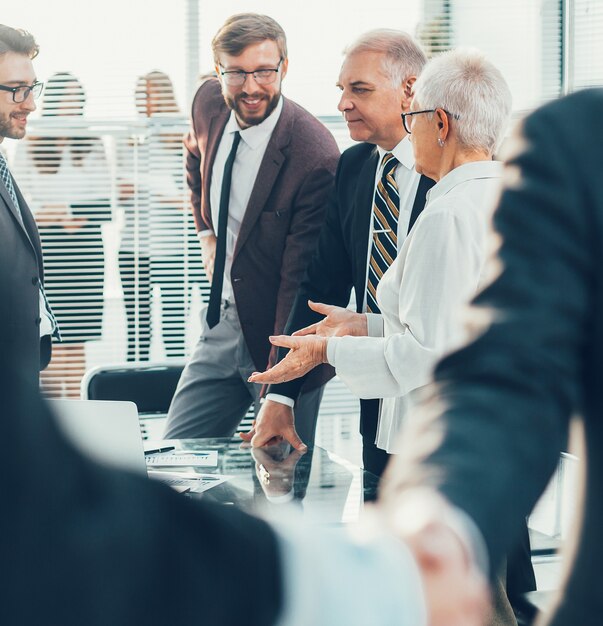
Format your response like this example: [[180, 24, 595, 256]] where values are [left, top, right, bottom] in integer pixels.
[[233, 99, 292, 258], [203, 109, 230, 230], [1, 174, 40, 264]]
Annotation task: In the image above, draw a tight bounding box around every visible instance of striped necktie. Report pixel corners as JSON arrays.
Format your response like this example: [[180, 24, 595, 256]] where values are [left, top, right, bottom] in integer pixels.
[[0, 151, 23, 223], [366, 152, 399, 314]]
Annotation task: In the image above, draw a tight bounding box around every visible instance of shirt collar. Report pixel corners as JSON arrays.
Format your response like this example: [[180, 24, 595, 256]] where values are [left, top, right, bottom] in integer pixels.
[[427, 160, 503, 204], [376, 135, 415, 171], [225, 96, 284, 149]]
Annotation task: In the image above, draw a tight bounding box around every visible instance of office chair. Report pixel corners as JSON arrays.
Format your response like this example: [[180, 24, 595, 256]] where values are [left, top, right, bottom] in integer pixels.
[[81, 361, 186, 439]]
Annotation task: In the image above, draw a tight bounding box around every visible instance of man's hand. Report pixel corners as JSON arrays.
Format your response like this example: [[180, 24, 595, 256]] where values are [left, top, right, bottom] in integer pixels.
[[199, 233, 217, 284], [247, 335, 328, 385], [240, 400, 307, 450], [294, 301, 368, 338]]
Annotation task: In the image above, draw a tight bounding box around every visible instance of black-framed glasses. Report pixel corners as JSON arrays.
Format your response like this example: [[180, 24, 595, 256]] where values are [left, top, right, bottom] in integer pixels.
[[220, 60, 283, 87], [401, 108, 460, 134], [0, 81, 44, 103]]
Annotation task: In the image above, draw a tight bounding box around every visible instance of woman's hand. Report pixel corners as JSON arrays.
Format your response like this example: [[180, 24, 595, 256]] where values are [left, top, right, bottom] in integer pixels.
[[248, 334, 328, 384], [294, 301, 368, 338]]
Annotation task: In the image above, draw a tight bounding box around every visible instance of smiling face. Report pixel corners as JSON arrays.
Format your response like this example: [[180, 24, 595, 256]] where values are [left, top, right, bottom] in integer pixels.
[[0, 52, 37, 141], [337, 51, 409, 151], [216, 39, 288, 129]]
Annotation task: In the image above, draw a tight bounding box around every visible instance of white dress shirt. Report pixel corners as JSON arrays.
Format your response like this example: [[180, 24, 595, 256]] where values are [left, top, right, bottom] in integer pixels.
[[327, 160, 503, 452], [267, 136, 419, 409], [199, 98, 283, 302]]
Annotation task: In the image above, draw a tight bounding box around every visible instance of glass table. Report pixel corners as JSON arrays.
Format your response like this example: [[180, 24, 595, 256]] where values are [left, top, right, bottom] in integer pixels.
[[146, 438, 379, 524]]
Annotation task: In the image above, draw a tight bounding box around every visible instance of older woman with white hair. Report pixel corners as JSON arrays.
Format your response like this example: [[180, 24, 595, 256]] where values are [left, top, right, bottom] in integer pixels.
[[250, 47, 512, 451]]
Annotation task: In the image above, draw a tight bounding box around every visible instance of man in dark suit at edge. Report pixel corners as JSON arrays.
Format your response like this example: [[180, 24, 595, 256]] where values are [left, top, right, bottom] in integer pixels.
[[0, 24, 58, 387], [164, 13, 339, 442]]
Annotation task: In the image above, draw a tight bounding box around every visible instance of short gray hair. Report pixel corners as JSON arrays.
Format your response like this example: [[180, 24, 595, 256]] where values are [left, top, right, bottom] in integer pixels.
[[412, 47, 512, 154], [344, 29, 426, 87]]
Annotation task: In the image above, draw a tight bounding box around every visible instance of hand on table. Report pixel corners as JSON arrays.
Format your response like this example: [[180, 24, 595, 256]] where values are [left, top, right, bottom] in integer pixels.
[[240, 400, 307, 451], [247, 334, 328, 385], [294, 301, 368, 338]]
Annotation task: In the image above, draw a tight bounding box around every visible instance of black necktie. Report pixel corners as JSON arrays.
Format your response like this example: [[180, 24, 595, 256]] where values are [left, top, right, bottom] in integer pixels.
[[206, 131, 241, 328], [407, 174, 435, 234]]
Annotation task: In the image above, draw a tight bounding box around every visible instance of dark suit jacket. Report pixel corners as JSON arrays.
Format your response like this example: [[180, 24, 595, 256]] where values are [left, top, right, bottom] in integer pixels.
[[384, 89, 603, 626], [184, 79, 339, 383], [268, 142, 432, 433], [0, 353, 282, 625], [0, 166, 50, 385]]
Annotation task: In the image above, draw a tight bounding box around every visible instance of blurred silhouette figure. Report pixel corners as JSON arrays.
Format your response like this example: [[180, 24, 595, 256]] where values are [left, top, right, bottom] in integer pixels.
[[118, 70, 201, 361], [14, 71, 111, 397]]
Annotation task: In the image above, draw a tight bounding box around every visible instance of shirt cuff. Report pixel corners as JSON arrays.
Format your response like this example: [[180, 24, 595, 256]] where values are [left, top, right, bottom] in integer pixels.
[[265, 394, 296, 408], [197, 229, 214, 239], [366, 313, 384, 337], [326, 337, 341, 366], [273, 519, 427, 626]]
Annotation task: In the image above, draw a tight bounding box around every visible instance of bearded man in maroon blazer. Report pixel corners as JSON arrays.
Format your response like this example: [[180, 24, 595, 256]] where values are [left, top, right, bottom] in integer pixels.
[[164, 13, 339, 441]]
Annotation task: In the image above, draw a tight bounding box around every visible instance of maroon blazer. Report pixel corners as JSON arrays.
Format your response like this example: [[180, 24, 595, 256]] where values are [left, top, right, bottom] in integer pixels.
[[184, 78, 339, 390]]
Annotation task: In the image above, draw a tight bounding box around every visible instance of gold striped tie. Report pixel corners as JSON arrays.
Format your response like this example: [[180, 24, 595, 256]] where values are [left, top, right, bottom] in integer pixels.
[[366, 152, 399, 313]]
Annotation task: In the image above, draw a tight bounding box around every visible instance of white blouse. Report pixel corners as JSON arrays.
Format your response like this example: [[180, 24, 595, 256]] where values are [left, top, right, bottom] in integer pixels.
[[326, 160, 503, 453]]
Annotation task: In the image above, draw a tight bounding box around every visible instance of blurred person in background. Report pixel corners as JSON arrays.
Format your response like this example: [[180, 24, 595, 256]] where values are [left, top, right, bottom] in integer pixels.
[[118, 70, 202, 361], [14, 71, 111, 397]]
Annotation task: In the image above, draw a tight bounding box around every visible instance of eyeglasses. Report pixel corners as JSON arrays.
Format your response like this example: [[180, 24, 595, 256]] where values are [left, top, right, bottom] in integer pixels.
[[220, 60, 283, 87], [401, 108, 460, 134], [0, 81, 44, 103]]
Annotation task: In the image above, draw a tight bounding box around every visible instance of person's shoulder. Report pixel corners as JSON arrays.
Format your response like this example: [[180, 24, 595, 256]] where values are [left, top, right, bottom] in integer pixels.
[[191, 78, 225, 115], [282, 98, 339, 153], [532, 88, 603, 122], [340, 142, 376, 164]]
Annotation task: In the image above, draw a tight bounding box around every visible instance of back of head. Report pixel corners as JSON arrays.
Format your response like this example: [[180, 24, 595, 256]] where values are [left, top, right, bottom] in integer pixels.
[[211, 13, 287, 64], [41, 71, 86, 117], [135, 70, 180, 116], [344, 29, 427, 86], [0, 24, 38, 59], [413, 47, 512, 154]]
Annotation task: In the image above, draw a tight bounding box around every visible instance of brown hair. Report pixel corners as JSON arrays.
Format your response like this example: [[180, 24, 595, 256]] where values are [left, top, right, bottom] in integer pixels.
[[211, 13, 287, 65], [0, 24, 39, 59]]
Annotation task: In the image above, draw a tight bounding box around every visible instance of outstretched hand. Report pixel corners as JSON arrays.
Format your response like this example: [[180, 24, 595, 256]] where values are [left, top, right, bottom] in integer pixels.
[[293, 301, 368, 338], [247, 334, 328, 385]]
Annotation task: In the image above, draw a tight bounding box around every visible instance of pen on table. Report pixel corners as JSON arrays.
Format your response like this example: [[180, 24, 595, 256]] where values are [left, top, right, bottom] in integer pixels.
[[144, 446, 176, 456]]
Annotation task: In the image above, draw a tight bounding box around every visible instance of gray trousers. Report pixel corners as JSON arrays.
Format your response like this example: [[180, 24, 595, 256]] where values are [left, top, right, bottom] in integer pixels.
[[164, 301, 323, 442]]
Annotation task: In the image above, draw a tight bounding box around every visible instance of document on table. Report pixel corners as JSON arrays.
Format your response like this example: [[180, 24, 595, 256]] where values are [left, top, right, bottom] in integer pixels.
[[147, 470, 228, 494], [146, 450, 218, 467]]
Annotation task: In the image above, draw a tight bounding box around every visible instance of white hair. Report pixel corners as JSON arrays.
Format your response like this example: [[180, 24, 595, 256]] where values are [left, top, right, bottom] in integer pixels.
[[412, 47, 512, 154], [344, 29, 427, 87]]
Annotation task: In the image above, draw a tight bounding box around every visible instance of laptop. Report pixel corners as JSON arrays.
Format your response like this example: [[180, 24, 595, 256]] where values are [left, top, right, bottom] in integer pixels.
[[48, 399, 148, 475]]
